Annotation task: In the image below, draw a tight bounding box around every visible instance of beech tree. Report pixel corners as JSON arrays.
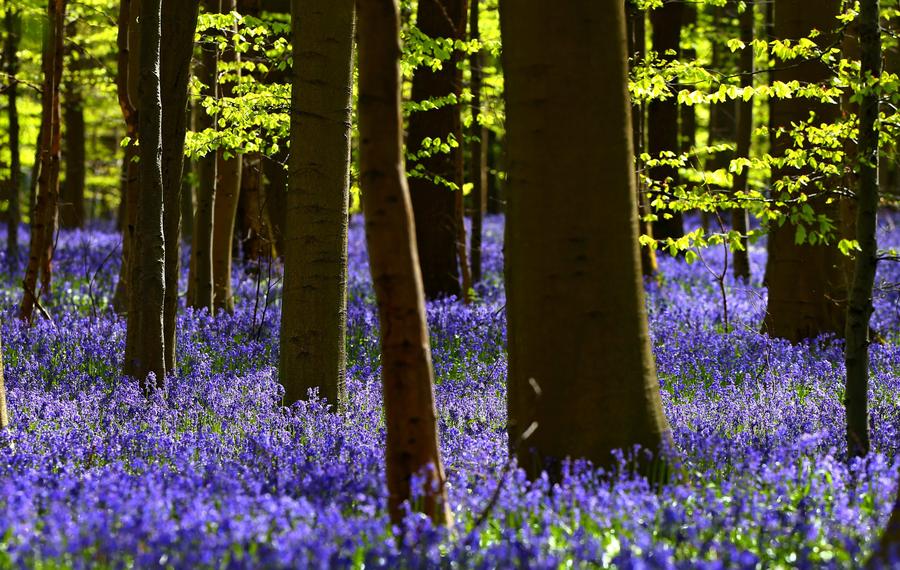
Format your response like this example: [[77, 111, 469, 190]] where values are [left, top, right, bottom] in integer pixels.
[[280, 0, 355, 406], [356, 0, 452, 526], [468, 0, 486, 285], [763, 0, 846, 342], [4, 6, 21, 264], [844, 0, 881, 459], [0, 331, 7, 430], [123, 0, 165, 385], [212, 0, 242, 314], [61, 20, 86, 229], [501, 0, 673, 477], [20, 0, 67, 324], [407, 0, 467, 300], [648, 0, 684, 242], [188, 0, 221, 312], [160, 0, 201, 369], [731, 2, 754, 281]]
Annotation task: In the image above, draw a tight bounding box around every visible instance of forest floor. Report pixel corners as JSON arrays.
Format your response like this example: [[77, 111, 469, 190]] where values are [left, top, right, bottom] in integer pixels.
[[0, 214, 899, 568]]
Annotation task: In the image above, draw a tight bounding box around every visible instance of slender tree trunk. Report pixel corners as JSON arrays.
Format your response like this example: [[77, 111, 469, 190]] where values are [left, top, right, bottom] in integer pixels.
[[0, 331, 7, 429], [407, 0, 467, 300], [5, 7, 22, 264], [844, 0, 880, 460], [356, 0, 452, 527], [212, 0, 241, 314], [648, 0, 684, 242], [159, 0, 200, 371], [501, 0, 673, 479], [763, 0, 845, 342], [627, 1, 657, 276], [238, 153, 274, 260], [485, 129, 500, 214], [124, 0, 166, 386], [280, 0, 354, 406], [263, 152, 287, 256], [113, 0, 140, 314], [188, 0, 221, 311], [468, 0, 485, 284], [61, 20, 86, 229], [20, 0, 67, 324], [732, 2, 754, 281]]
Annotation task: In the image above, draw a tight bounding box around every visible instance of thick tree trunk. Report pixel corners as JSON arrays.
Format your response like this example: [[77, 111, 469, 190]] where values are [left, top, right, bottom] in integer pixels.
[[627, 1, 657, 276], [113, 0, 140, 314], [20, 0, 66, 324], [188, 0, 221, 311], [5, 8, 22, 264], [160, 0, 200, 371], [648, 0, 684, 242], [731, 2, 754, 281], [763, 0, 845, 342], [280, 0, 354, 406], [356, 0, 452, 527], [407, 0, 467, 300], [501, 0, 673, 478], [124, 0, 166, 386], [844, 0, 880, 460], [212, 1, 241, 314], [468, 0, 485, 284]]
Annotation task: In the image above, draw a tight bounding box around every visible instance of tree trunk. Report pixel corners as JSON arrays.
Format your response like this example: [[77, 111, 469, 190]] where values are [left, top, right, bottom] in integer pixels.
[[211, 0, 241, 314], [5, 7, 22, 265], [763, 0, 845, 342], [113, 0, 140, 314], [844, 0, 880, 460], [627, 1, 657, 276], [356, 0, 452, 527], [648, 0, 684, 242], [124, 0, 166, 386], [237, 153, 274, 261], [468, 0, 485, 284], [501, 0, 673, 479], [20, 0, 66, 324], [0, 331, 7, 429], [262, 152, 286, 257], [485, 129, 500, 215], [159, 0, 200, 371], [407, 0, 467, 300], [280, 0, 354, 406], [731, 2, 754, 281], [188, 0, 221, 311], [61, 20, 86, 229]]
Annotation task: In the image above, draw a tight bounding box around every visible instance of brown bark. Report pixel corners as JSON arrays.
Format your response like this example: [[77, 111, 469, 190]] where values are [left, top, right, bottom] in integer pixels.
[[5, 7, 22, 264], [113, 0, 141, 315], [61, 20, 85, 229], [732, 2, 754, 281], [237, 153, 275, 261], [468, 0, 486, 284], [763, 0, 846, 342], [627, 1, 657, 276], [501, 0, 673, 478], [356, 0, 452, 527], [188, 0, 221, 311], [160, 0, 200, 370], [407, 0, 468, 300], [648, 0, 684, 242], [212, 0, 241, 314], [124, 0, 166, 386], [20, 0, 67, 324], [280, 0, 354, 406], [844, 0, 880, 459]]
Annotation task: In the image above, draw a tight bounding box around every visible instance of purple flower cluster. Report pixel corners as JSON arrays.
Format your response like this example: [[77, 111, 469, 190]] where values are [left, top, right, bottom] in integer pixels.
[[0, 214, 898, 568]]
